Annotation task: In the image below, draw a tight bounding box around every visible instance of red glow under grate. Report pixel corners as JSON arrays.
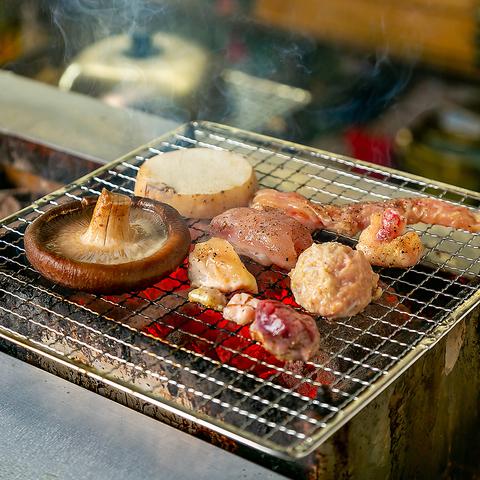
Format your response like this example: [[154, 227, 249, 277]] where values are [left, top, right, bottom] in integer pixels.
[[140, 258, 334, 399], [0, 121, 478, 459]]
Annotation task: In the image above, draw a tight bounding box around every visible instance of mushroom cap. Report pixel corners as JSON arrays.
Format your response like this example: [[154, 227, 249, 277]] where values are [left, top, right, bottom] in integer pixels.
[[24, 196, 191, 294]]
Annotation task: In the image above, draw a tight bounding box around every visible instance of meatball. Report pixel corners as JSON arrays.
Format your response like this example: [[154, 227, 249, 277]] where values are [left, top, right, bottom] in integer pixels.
[[289, 242, 380, 319]]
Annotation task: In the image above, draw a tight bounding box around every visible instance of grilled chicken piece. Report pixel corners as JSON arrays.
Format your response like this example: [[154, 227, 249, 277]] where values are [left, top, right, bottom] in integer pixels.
[[210, 207, 313, 270], [250, 299, 320, 362], [357, 209, 424, 268], [223, 293, 260, 325], [188, 237, 258, 293], [289, 242, 381, 319], [252, 189, 480, 235], [188, 287, 227, 311]]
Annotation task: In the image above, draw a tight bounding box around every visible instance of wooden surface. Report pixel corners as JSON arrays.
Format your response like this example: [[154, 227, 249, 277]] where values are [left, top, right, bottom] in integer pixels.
[[254, 0, 478, 74]]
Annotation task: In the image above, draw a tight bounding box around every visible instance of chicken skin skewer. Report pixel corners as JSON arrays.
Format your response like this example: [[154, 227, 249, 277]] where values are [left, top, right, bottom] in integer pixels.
[[252, 189, 480, 236]]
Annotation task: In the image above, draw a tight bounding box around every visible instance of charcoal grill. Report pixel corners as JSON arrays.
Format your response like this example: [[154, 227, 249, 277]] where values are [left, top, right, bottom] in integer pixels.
[[0, 121, 479, 462]]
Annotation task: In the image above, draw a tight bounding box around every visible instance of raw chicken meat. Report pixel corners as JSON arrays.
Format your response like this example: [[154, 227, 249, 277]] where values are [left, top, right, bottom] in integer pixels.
[[210, 207, 313, 270], [289, 242, 381, 318], [223, 293, 260, 325], [250, 299, 320, 362], [357, 208, 424, 267], [188, 237, 258, 293], [252, 189, 480, 235]]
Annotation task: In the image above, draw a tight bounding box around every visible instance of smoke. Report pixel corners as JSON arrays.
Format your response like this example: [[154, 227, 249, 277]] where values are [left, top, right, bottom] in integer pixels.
[[46, 1, 417, 140], [294, 50, 414, 138], [50, 0, 163, 61]]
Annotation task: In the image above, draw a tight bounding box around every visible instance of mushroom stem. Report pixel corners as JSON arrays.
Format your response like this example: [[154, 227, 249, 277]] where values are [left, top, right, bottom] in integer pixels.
[[81, 189, 134, 248]]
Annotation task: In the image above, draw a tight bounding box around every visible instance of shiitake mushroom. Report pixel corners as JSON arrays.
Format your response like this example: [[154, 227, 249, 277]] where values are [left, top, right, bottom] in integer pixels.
[[24, 189, 191, 294]]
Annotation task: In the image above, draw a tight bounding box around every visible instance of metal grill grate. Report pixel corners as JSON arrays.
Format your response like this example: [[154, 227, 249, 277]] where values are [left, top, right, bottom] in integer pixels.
[[0, 122, 479, 459]]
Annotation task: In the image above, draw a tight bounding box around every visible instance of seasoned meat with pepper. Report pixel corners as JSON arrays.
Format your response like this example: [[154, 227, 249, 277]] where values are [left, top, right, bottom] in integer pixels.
[[210, 207, 313, 270], [250, 299, 320, 362], [252, 189, 480, 235], [357, 208, 424, 267], [188, 237, 258, 294]]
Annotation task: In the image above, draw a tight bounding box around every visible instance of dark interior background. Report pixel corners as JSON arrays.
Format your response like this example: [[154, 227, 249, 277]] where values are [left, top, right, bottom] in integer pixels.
[[1, 0, 480, 193]]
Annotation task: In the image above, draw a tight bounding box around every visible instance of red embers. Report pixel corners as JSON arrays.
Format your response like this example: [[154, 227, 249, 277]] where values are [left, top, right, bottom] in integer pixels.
[[138, 265, 333, 399]]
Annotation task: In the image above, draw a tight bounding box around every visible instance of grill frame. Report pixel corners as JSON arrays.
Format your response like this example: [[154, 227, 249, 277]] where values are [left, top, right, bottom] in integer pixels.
[[0, 121, 479, 460]]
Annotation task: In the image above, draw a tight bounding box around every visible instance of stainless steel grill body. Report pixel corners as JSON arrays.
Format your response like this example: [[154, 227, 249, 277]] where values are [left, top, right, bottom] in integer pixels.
[[0, 122, 478, 460]]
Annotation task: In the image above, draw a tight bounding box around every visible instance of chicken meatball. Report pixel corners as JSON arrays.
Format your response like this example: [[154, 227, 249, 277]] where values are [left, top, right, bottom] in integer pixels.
[[289, 242, 381, 319]]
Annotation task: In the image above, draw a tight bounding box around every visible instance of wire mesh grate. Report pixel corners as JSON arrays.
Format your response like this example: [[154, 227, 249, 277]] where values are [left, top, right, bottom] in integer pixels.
[[0, 121, 479, 458]]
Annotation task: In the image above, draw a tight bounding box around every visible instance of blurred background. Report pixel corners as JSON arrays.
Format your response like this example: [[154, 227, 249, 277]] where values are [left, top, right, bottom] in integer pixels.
[[1, 0, 480, 192]]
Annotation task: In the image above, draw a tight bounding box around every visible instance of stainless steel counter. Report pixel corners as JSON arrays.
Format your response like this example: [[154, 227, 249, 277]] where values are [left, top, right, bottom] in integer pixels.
[[0, 352, 285, 480], [0, 71, 178, 164]]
